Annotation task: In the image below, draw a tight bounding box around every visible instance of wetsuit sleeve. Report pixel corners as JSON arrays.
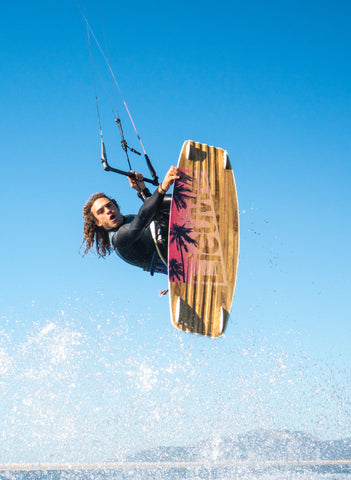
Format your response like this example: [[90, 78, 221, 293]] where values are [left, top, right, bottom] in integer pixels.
[[137, 187, 152, 201], [111, 189, 165, 248]]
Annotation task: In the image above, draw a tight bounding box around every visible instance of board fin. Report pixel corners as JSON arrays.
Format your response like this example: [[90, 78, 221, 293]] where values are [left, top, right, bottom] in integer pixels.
[[224, 151, 231, 169]]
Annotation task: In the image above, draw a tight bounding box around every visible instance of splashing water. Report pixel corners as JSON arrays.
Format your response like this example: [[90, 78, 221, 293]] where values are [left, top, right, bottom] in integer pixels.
[[0, 296, 350, 472]]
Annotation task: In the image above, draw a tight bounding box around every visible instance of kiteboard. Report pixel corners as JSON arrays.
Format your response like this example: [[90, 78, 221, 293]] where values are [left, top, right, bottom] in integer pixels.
[[168, 141, 239, 337]]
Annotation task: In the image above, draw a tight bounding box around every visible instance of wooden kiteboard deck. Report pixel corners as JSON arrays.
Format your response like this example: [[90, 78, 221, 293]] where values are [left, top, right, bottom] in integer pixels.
[[168, 140, 239, 337]]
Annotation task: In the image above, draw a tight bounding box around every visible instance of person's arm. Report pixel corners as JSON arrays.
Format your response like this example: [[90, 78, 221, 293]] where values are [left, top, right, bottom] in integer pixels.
[[156, 165, 179, 195], [137, 187, 152, 201], [127, 171, 152, 201], [128, 166, 179, 202], [115, 166, 180, 246]]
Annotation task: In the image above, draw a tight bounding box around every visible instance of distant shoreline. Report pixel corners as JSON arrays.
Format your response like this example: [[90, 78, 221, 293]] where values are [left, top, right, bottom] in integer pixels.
[[1, 459, 351, 472]]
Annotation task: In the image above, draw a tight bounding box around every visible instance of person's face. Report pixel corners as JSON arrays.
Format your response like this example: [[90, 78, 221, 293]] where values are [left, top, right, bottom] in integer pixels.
[[91, 197, 123, 230]]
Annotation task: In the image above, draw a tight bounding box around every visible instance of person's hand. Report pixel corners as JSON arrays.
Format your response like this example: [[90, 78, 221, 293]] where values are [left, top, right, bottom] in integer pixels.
[[128, 171, 146, 191], [158, 166, 180, 193]]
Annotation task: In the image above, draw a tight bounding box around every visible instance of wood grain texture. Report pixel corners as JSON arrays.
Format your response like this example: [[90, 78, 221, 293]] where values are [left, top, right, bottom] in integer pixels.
[[168, 141, 239, 337]]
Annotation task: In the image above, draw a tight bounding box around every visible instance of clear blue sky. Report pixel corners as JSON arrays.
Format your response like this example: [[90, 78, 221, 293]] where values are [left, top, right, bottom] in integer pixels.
[[1, 0, 350, 464]]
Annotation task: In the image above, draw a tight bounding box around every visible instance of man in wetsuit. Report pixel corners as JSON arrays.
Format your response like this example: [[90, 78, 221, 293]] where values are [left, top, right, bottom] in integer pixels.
[[81, 165, 179, 275]]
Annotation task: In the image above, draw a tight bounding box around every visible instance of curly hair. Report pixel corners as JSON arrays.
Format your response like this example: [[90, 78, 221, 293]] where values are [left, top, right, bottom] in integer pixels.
[[81, 192, 119, 258]]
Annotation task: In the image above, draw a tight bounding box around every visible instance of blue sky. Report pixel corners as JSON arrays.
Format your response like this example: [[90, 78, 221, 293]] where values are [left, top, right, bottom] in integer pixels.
[[1, 0, 351, 464]]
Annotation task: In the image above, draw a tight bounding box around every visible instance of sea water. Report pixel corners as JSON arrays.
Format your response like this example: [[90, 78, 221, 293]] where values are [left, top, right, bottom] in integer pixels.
[[1, 464, 351, 480], [1, 297, 350, 479]]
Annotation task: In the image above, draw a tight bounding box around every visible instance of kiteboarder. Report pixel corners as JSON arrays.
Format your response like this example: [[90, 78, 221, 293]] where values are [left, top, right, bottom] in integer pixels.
[[81, 165, 179, 275]]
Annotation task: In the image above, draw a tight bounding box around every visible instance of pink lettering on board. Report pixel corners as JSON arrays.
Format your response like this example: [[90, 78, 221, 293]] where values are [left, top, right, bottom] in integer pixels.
[[168, 168, 227, 285]]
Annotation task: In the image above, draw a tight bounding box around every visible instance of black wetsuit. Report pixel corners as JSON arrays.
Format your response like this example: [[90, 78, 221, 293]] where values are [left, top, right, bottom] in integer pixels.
[[108, 188, 169, 275]]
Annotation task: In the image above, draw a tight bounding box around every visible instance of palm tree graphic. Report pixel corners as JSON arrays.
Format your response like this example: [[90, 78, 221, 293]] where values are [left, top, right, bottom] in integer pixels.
[[169, 223, 197, 282], [173, 175, 194, 211], [168, 258, 184, 282]]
